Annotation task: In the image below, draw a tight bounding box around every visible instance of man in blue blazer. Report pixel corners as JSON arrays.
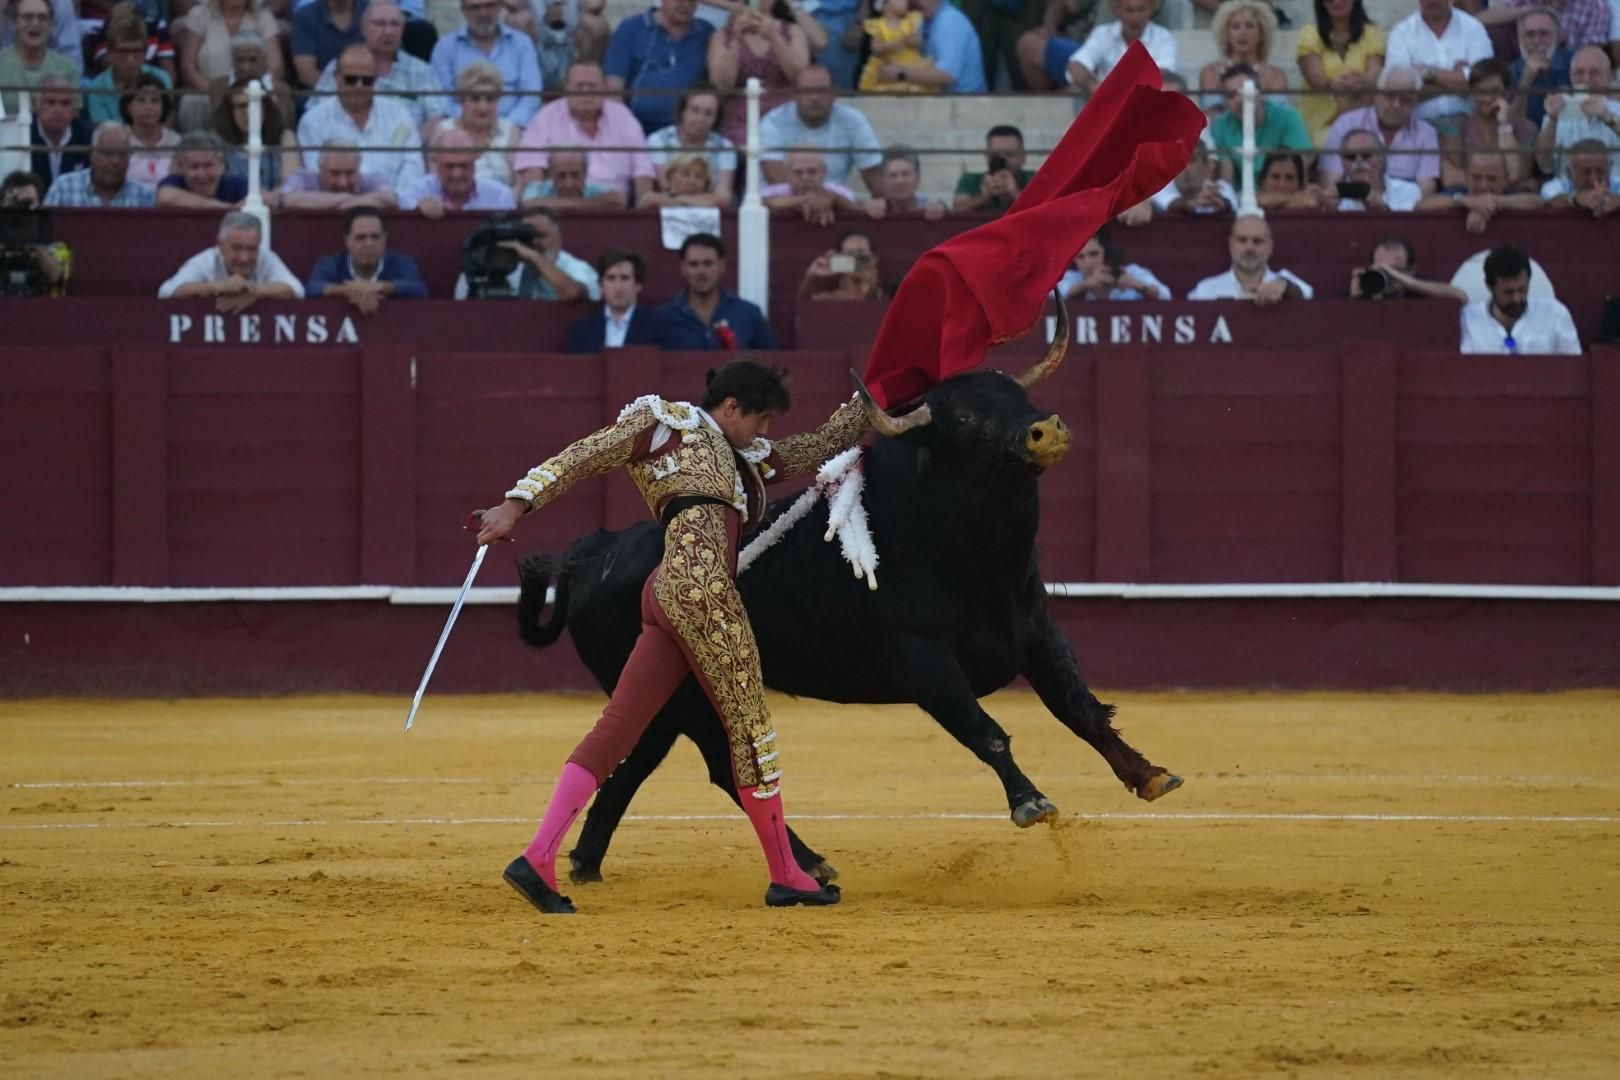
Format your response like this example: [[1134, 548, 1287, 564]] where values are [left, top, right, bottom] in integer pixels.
[[306, 206, 429, 314], [564, 248, 669, 353]]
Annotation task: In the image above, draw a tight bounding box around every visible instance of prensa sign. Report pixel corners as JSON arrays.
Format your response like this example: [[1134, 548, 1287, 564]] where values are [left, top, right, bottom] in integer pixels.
[[168, 313, 362, 345], [1047, 313, 1235, 346]]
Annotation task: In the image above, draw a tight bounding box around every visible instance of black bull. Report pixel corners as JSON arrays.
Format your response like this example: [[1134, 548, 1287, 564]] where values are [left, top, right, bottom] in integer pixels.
[[515, 363, 1183, 885]]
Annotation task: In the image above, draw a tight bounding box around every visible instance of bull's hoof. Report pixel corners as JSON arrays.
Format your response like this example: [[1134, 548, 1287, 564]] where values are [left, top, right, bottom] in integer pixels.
[[811, 859, 840, 883], [1012, 796, 1060, 827], [1136, 773, 1184, 802], [568, 856, 604, 885]]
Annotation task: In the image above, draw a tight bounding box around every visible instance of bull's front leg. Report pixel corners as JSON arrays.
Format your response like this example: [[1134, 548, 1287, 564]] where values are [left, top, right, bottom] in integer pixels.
[[1021, 609, 1182, 802], [893, 636, 1056, 827]]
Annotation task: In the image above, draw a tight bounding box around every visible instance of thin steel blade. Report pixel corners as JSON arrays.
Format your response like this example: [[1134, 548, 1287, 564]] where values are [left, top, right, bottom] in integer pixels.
[[404, 543, 488, 732]]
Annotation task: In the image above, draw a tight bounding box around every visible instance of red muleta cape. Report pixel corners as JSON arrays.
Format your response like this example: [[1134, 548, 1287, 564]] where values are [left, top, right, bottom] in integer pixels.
[[860, 44, 1208, 408]]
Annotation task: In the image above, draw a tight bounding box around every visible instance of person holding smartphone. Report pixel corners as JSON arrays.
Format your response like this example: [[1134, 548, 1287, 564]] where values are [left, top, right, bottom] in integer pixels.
[[798, 229, 885, 301]]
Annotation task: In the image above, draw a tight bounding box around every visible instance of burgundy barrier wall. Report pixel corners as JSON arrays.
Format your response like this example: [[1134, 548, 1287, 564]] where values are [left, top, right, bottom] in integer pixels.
[[3, 336, 1616, 590], [40, 210, 1620, 346]]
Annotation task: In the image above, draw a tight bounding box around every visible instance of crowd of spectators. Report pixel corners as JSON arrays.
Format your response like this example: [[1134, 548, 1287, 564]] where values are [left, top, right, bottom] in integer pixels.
[[1, 0, 1616, 353]]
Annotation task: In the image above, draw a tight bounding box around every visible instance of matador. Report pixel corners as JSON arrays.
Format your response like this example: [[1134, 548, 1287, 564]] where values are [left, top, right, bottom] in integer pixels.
[[476, 359, 869, 914]]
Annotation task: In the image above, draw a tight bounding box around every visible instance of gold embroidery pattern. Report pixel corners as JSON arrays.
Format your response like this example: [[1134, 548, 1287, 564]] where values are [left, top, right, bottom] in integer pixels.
[[627, 417, 750, 518], [768, 395, 870, 482], [652, 502, 777, 794], [507, 403, 656, 511]]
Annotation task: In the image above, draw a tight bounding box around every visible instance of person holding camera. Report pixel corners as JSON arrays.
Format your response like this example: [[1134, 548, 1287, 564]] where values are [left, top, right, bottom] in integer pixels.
[[1347, 237, 1467, 301], [1327, 130, 1423, 211], [452, 206, 600, 301], [1058, 227, 1169, 300], [1532, 46, 1620, 179], [0, 170, 70, 296], [953, 125, 1037, 213], [798, 229, 885, 302], [1151, 141, 1236, 217], [158, 210, 304, 311]]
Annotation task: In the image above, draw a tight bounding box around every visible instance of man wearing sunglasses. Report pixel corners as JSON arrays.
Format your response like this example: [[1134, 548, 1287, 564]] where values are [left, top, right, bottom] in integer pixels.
[[1319, 65, 1442, 194], [297, 42, 426, 190], [313, 1, 445, 125]]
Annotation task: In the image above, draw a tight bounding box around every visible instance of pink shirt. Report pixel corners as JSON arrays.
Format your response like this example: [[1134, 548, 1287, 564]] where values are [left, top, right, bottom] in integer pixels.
[[513, 98, 655, 195]]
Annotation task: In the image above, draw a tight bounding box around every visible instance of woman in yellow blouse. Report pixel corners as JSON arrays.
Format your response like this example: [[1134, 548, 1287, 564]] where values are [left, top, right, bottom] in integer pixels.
[[1296, 0, 1386, 141]]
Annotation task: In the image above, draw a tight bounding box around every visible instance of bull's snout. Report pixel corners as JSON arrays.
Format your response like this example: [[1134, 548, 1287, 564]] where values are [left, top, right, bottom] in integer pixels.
[[1025, 415, 1071, 466]]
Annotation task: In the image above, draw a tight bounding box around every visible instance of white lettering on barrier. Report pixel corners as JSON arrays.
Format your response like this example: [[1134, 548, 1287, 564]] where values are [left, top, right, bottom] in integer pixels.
[[1044, 313, 1237, 347], [165, 313, 362, 345]]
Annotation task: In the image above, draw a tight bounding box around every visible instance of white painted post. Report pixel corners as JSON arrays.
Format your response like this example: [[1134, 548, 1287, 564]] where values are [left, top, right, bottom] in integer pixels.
[[737, 77, 769, 313], [243, 80, 271, 248], [1239, 78, 1259, 216]]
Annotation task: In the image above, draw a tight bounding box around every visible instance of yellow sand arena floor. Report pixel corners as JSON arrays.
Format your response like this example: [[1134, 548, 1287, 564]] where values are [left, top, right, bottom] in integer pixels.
[[2, 691, 1618, 1078]]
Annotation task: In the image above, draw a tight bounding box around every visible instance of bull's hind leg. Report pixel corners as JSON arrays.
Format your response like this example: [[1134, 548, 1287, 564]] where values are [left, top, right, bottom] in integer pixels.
[[1021, 610, 1182, 802], [894, 636, 1056, 827], [567, 711, 682, 884]]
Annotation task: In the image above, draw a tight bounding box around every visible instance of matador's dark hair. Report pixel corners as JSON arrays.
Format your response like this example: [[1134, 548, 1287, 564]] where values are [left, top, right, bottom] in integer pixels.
[[702, 358, 792, 415]]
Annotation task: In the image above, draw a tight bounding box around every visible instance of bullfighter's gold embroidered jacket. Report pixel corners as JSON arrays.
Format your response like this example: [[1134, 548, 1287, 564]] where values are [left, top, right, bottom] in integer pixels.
[[505, 394, 869, 531]]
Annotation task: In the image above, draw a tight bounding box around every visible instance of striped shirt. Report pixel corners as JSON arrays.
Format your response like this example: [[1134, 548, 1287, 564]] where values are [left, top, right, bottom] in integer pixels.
[[43, 170, 156, 208]]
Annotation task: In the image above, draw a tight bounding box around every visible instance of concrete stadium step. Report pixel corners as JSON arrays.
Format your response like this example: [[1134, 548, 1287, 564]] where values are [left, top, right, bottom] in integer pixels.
[[855, 94, 1082, 198]]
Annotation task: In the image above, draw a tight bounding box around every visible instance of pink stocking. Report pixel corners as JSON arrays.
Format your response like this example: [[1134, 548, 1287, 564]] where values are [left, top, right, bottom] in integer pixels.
[[523, 761, 599, 891], [738, 785, 820, 891]]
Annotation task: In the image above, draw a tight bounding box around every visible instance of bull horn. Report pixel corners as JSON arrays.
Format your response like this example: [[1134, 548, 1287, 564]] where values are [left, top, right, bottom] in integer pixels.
[[850, 370, 933, 437], [1013, 289, 1070, 389]]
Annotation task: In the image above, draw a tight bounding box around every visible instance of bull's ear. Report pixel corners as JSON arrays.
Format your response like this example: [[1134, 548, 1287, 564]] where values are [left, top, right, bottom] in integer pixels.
[[1012, 289, 1069, 389], [851, 369, 933, 437]]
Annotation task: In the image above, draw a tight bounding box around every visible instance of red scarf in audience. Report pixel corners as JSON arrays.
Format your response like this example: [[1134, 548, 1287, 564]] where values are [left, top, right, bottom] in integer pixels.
[[860, 44, 1206, 408]]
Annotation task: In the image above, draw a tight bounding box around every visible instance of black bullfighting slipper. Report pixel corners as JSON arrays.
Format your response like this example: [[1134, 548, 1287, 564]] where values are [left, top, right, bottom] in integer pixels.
[[503, 855, 576, 915], [765, 881, 842, 908]]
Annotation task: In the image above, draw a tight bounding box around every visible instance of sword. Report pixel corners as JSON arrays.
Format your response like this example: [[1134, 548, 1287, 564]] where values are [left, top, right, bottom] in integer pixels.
[[404, 542, 489, 732]]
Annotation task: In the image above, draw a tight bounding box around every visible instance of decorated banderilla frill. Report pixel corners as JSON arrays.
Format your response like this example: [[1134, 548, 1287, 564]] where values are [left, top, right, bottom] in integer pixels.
[[736, 447, 878, 590]]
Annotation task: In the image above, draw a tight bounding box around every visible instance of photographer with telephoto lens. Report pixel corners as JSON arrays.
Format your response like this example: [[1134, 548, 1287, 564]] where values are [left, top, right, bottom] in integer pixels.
[[0, 171, 70, 297], [1347, 237, 1467, 301], [452, 208, 600, 301]]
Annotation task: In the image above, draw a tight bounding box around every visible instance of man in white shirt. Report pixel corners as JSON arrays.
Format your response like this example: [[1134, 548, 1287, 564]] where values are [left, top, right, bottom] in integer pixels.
[[1459, 245, 1582, 354], [759, 65, 885, 195], [1065, 0, 1177, 100], [1186, 213, 1314, 304], [158, 211, 305, 310], [297, 44, 425, 191], [1385, 0, 1493, 122]]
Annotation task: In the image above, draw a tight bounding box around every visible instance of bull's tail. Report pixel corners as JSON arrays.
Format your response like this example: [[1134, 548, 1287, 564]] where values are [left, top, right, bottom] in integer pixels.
[[516, 552, 569, 648]]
